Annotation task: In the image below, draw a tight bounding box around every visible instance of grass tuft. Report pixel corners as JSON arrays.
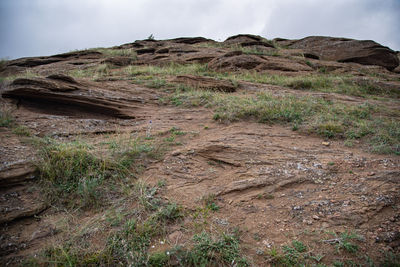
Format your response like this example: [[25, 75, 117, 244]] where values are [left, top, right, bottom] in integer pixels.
[[166, 231, 249, 266], [0, 106, 14, 127], [38, 140, 112, 209]]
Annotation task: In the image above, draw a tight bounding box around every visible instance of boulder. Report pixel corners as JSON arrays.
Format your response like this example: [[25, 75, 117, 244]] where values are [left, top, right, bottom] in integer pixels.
[[172, 75, 237, 92], [224, 34, 264, 44], [224, 34, 274, 48], [289, 36, 399, 70]]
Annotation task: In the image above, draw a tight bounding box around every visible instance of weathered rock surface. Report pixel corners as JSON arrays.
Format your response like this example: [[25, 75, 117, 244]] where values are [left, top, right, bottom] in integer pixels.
[[224, 34, 264, 44], [0, 184, 47, 224], [0, 163, 37, 187], [169, 37, 213, 44], [289, 36, 399, 70], [2, 76, 137, 119], [208, 54, 312, 72], [172, 75, 237, 92], [7, 50, 102, 68], [224, 34, 274, 48]]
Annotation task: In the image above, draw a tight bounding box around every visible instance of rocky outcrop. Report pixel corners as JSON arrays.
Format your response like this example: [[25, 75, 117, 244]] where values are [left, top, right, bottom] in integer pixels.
[[289, 36, 399, 70], [208, 54, 312, 72], [136, 47, 156, 55], [0, 184, 47, 224], [169, 37, 213, 44], [224, 34, 274, 48], [0, 163, 37, 187], [172, 75, 237, 92], [2, 75, 136, 119], [7, 50, 102, 68], [0, 161, 46, 225]]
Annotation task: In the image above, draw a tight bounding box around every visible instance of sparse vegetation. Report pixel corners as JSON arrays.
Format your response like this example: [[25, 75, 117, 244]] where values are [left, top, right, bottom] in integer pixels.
[[0, 58, 8, 70], [3, 35, 400, 267], [26, 174, 248, 267], [37, 140, 117, 209], [236, 46, 280, 57], [95, 47, 137, 59], [36, 135, 164, 209], [167, 88, 399, 154], [323, 231, 364, 254], [12, 125, 31, 136], [0, 105, 14, 127], [163, 231, 249, 266], [202, 193, 220, 211], [267, 240, 311, 266]]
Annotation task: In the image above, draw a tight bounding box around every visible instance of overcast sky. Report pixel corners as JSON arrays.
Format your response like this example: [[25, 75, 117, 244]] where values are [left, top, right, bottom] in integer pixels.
[[1, 0, 399, 59]]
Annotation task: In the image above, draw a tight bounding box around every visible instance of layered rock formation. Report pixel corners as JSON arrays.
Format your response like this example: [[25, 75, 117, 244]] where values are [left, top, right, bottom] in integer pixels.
[[287, 36, 399, 70]]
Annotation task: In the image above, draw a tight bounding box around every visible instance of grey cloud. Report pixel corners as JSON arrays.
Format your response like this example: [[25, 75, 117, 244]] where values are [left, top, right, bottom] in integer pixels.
[[1, 0, 399, 59]]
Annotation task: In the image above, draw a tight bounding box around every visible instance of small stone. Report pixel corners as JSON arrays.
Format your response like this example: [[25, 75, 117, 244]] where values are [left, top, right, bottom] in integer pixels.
[[322, 141, 330, 146], [256, 249, 264, 255], [368, 172, 375, 176], [312, 215, 320, 220], [171, 150, 181, 156], [321, 222, 330, 228]]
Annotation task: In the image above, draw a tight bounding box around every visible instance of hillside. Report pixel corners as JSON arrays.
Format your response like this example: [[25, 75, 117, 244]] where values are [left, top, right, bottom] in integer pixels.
[[1, 34, 399, 266]]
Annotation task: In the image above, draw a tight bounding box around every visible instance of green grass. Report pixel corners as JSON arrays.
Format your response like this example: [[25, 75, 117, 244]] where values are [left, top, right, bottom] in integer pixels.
[[26, 175, 248, 267], [267, 240, 311, 266], [37, 140, 115, 209], [0, 58, 8, 70], [230, 45, 280, 57], [202, 194, 220, 212], [2, 69, 39, 81], [0, 107, 14, 127], [43, 61, 400, 155], [69, 63, 113, 80], [163, 231, 249, 267], [325, 231, 363, 254], [36, 135, 163, 209], [168, 87, 399, 154], [95, 47, 137, 59], [232, 71, 400, 98], [265, 236, 399, 267], [125, 63, 399, 98], [68, 61, 399, 98], [12, 125, 31, 136], [124, 62, 211, 77]]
